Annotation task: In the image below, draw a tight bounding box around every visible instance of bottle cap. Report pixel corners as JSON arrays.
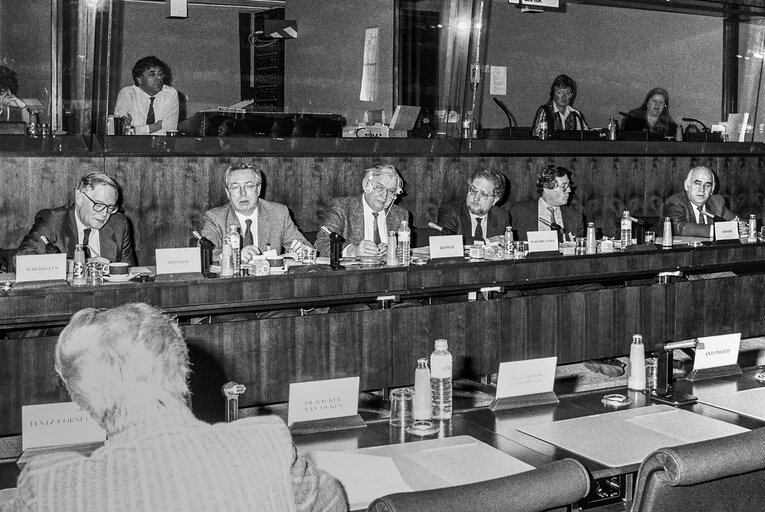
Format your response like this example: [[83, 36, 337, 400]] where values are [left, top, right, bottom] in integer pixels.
[[632, 334, 643, 343], [434, 338, 448, 350], [417, 357, 428, 364]]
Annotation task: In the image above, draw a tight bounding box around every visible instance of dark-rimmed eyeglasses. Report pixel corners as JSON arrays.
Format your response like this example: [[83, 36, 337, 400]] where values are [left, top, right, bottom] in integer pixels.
[[81, 191, 118, 214]]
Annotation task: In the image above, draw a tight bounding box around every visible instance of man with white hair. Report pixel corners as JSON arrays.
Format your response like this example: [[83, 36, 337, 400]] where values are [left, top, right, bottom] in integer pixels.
[[663, 166, 740, 237], [1, 303, 346, 512]]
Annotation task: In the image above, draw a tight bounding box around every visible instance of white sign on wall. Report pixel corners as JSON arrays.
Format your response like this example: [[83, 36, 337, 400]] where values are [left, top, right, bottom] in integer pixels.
[[508, 0, 560, 7]]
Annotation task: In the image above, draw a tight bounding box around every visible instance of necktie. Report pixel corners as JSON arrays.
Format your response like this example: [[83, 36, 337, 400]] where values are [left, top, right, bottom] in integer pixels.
[[82, 228, 91, 258], [548, 206, 562, 242], [372, 212, 381, 245], [146, 97, 155, 125], [244, 219, 254, 247], [474, 217, 484, 240], [698, 206, 706, 225]]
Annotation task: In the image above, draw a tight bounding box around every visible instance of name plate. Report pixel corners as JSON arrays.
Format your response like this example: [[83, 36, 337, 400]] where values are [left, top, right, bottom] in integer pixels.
[[22, 402, 106, 450], [508, 0, 559, 7], [526, 231, 559, 253], [694, 333, 740, 370], [428, 235, 464, 258], [288, 376, 359, 426], [714, 221, 739, 241], [496, 356, 557, 398], [15, 254, 67, 282], [155, 247, 201, 275]]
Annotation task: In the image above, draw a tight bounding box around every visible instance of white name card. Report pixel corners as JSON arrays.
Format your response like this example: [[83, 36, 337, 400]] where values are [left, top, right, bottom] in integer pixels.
[[508, 0, 559, 7], [694, 333, 741, 370], [15, 254, 67, 282], [22, 402, 106, 450], [496, 357, 557, 398], [526, 231, 559, 253], [155, 247, 201, 275], [288, 376, 359, 426], [714, 221, 739, 241], [429, 235, 464, 258]]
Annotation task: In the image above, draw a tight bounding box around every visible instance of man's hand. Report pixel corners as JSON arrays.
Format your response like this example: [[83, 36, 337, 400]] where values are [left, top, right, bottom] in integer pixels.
[[357, 239, 379, 256], [487, 235, 505, 244], [288, 239, 308, 255], [240, 244, 261, 263]]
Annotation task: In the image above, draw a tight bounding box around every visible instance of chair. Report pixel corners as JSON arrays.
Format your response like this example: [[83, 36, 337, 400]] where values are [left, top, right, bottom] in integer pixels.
[[0, 121, 26, 135], [631, 427, 765, 512], [367, 458, 590, 512]]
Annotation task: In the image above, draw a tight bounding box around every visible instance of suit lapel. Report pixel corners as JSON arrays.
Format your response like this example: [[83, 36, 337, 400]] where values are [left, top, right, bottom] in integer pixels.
[[351, 196, 366, 242], [256, 202, 270, 250], [65, 207, 78, 256], [460, 203, 472, 237]]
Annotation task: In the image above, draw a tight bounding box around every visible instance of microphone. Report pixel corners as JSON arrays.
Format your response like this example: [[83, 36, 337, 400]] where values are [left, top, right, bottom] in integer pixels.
[[428, 221, 456, 235], [699, 209, 725, 223], [618, 111, 630, 118], [492, 97, 517, 128], [628, 216, 646, 226]]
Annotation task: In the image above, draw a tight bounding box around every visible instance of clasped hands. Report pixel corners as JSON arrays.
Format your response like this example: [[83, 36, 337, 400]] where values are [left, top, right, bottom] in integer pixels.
[[350, 239, 387, 258], [240, 239, 309, 263]]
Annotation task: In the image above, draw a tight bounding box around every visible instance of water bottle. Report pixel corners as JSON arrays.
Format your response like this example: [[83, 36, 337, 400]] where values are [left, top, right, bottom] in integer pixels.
[[538, 111, 548, 140], [608, 118, 617, 140], [662, 216, 673, 249], [227, 225, 241, 276], [414, 358, 432, 421], [72, 244, 86, 286], [628, 334, 646, 391], [386, 230, 398, 266], [748, 214, 757, 243], [220, 237, 234, 277], [397, 220, 411, 266], [620, 211, 632, 250], [504, 226, 514, 258], [586, 222, 597, 255], [430, 338, 453, 420]]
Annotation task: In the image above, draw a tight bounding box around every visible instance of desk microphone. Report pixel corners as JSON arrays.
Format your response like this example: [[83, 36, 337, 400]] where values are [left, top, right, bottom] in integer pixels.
[[618, 111, 630, 118], [628, 216, 646, 226], [428, 222, 456, 235]]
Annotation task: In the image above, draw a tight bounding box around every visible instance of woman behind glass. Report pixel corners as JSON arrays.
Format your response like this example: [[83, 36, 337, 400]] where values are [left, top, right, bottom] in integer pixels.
[[532, 74, 588, 138], [0, 65, 30, 124], [622, 87, 681, 140]]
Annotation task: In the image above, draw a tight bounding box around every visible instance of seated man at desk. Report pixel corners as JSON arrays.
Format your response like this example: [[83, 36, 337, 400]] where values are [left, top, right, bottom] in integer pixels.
[[201, 163, 311, 261], [17, 172, 135, 264], [114, 56, 179, 135], [315, 164, 409, 257], [510, 164, 585, 242], [531, 74, 588, 137], [663, 166, 741, 238], [0, 303, 346, 512], [436, 168, 510, 244], [0, 65, 30, 124]]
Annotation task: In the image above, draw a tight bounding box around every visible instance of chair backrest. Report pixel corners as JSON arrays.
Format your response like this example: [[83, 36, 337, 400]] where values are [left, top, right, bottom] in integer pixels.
[[0, 121, 27, 135], [631, 427, 765, 512], [367, 458, 590, 512]]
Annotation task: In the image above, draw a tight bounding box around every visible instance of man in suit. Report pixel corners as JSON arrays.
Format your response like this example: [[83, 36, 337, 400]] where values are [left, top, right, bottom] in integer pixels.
[[201, 164, 311, 262], [17, 172, 135, 264], [436, 168, 510, 244], [0, 303, 346, 512], [663, 166, 741, 238], [510, 164, 585, 242], [315, 164, 409, 257]]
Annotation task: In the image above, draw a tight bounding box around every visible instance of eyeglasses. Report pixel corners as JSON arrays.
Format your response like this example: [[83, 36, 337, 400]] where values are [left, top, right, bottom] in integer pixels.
[[371, 183, 400, 198], [227, 183, 260, 195], [81, 191, 118, 214], [467, 184, 495, 201], [555, 181, 572, 191]]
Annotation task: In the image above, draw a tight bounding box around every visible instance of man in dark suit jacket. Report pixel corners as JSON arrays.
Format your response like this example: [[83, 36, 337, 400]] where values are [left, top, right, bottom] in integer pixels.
[[436, 168, 510, 244], [315, 164, 409, 257], [17, 173, 135, 264], [663, 166, 740, 238], [510, 164, 585, 241]]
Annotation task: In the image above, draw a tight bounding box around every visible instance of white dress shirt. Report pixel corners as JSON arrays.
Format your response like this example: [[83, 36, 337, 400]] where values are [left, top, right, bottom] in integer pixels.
[[114, 84, 179, 135]]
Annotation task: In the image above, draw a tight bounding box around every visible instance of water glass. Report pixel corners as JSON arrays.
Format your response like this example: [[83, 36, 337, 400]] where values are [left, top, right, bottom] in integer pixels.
[[389, 388, 415, 427], [644, 231, 655, 245], [513, 241, 528, 259], [645, 357, 658, 390], [575, 237, 587, 255], [85, 261, 103, 285], [304, 247, 317, 264]]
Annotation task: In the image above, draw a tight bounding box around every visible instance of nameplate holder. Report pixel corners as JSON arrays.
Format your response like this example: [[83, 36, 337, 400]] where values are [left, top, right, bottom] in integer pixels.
[[155, 247, 202, 276], [526, 231, 559, 254], [490, 356, 558, 411], [288, 376, 365, 435], [22, 402, 106, 452], [15, 254, 67, 283], [714, 221, 740, 242], [686, 333, 742, 381], [429, 235, 464, 258]]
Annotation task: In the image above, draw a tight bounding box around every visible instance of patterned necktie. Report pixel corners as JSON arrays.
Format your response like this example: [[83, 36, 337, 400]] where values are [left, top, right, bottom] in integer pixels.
[[372, 212, 381, 245], [474, 217, 484, 240], [698, 206, 706, 225], [82, 228, 91, 258], [243, 219, 254, 247], [146, 97, 155, 125]]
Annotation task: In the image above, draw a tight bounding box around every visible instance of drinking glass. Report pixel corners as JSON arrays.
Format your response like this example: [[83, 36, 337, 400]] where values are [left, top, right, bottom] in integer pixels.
[[389, 388, 415, 427]]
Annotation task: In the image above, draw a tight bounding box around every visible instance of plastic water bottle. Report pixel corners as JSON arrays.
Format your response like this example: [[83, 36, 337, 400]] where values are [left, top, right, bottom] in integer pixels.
[[386, 230, 398, 266], [227, 225, 241, 276], [748, 214, 757, 243], [397, 220, 411, 266], [414, 358, 432, 421], [608, 118, 617, 140], [504, 226, 513, 259], [662, 216, 673, 249], [72, 244, 86, 286], [430, 338, 453, 420], [538, 111, 548, 140], [628, 334, 646, 391], [220, 237, 234, 277], [620, 211, 632, 250]]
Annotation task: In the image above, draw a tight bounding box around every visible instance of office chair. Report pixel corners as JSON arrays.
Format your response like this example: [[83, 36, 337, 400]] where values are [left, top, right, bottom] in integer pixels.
[[367, 458, 590, 512], [631, 427, 765, 512]]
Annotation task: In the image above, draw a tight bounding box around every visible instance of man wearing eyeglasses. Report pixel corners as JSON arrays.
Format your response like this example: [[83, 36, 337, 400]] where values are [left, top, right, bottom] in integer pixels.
[[17, 173, 135, 264], [510, 164, 585, 242], [436, 168, 510, 244], [314, 164, 409, 257], [200, 164, 310, 261], [663, 166, 741, 238]]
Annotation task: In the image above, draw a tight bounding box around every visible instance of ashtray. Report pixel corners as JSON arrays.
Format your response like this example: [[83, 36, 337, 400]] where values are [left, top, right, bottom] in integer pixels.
[[754, 371, 765, 383], [601, 393, 632, 407], [405, 420, 440, 437], [359, 256, 382, 266]]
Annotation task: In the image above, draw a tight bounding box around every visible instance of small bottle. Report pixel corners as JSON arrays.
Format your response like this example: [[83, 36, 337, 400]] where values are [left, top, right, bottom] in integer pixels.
[[220, 237, 234, 277], [386, 230, 398, 266], [748, 214, 757, 243], [227, 225, 241, 276], [397, 220, 411, 266], [586, 222, 597, 255], [414, 358, 432, 421], [72, 244, 86, 286], [662, 217, 673, 249], [620, 211, 632, 250], [430, 339, 453, 420], [504, 226, 514, 256], [608, 118, 617, 140], [40, 235, 59, 254], [538, 110, 548, 140], [27, 111, 39, 136], [628, 334, 646, 391]]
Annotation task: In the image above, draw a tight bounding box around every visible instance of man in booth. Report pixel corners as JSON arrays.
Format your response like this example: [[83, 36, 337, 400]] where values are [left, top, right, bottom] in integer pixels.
[[114, 55, 179, 135]]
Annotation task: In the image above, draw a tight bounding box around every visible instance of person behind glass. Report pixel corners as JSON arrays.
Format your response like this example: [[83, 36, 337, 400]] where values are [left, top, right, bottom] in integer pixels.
[[532, 74, 588, 137], [114, 56, 179, 135], [17, 172, 135, 264], [0, 303, 346, 512], [436, 168, 509, 244], [663, 166, 742, 238], [622, 87, 681, 140], [510, 164, 585, 242], [314, 164, 409, 257], [200, 164, 311, 262], [0, 65, 30, 124]]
